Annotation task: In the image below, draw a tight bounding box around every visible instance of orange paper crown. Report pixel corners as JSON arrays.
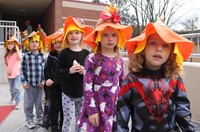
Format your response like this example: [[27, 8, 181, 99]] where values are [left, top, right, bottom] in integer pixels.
[[22, 31, 46, 52], [125, 18, 194, 65], [62, 16, 93, 47], [4, 35, 22, 49], [83, 5, 133, 53], [45, 28, 64, 51]]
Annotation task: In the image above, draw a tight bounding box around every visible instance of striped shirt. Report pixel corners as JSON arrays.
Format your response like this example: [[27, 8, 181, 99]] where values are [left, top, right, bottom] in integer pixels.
[[21, 52, 46, 86]]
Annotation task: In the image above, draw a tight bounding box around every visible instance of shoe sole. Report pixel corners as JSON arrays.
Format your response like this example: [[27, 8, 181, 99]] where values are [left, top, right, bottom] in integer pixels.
[[27, 122, 36, 129], [15, 106, 20, 110], [27, 126, 36, 129]]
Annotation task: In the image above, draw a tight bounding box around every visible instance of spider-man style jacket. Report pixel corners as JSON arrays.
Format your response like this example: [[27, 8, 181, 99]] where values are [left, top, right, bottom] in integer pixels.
[[117, 68, 195, 132]]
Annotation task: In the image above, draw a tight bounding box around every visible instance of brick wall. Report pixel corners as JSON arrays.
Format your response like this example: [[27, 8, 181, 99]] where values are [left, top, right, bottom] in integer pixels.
[[42, 0, 55, 35], [61, 0, 106, 26], [55, 0, 62, 31], [61, 7, 101, 26], [43, 0, 107, 35]]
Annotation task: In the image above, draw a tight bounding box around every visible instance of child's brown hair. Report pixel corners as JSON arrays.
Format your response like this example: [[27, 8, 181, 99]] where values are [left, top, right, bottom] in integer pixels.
[[128, 43, 183, 80]]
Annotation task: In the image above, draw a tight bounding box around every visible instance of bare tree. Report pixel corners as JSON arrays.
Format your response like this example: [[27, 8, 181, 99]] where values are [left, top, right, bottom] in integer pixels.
[[130, 0, 184, 35], [179, 17, 199, 32], [108, 0, 136, 25], [102, 0, 185, 36]]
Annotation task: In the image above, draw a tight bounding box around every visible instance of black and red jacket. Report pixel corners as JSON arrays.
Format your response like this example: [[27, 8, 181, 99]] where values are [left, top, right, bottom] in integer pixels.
[[117, 68, 195, 132]]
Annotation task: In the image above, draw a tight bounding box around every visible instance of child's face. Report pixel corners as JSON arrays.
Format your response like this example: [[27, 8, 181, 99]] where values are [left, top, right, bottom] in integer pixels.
[[144, 33, 172, 70], [29, 38, 40, 51], [100, 27, 118, 51], [53, 41, 62, 52], [67, 30, 82, 46], [7, 42, 15, 50]]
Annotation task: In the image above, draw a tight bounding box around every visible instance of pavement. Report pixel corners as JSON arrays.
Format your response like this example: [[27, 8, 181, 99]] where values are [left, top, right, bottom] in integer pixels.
[[0, 83, 48, 132], [0, 83, 200, 132]]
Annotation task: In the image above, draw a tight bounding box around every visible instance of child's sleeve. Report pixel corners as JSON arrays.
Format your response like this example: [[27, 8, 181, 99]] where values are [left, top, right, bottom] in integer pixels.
[[117, 75, 132, 132], [44, 55, 53, 81], [83, 54, 99, 116], [175, 77, 195, 131], [20, 54, 27, 84], [119, 57, 125, 87], [41, 54, 47, 83]]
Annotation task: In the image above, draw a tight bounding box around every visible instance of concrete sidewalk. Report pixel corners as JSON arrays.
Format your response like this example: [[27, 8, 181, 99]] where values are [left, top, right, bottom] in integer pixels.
[[0, 84, 47, 132], [0, 83, 200, 132]]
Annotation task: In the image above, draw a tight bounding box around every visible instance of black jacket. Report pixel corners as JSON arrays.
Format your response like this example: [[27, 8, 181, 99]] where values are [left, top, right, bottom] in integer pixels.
[[57, 48, 89, 98], [44, 50, 61, 99]]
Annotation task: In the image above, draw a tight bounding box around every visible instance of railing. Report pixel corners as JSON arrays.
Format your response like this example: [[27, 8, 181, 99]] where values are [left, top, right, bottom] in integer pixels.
[[181, 33, 200, 54], [0, 20, 21, 45], [189, 54, 200, 62]]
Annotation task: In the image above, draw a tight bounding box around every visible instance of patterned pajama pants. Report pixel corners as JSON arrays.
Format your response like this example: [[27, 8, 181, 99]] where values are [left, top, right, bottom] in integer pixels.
[[62, 93, 83, 132]]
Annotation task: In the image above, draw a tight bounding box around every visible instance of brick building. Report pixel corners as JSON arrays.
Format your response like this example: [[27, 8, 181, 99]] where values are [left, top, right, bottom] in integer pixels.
[[0, 0, 107, 35], [43, 0, 107, 34]]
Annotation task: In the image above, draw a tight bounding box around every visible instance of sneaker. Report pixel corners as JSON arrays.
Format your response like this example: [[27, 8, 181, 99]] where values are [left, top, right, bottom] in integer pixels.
[[15, 103, 20, 110], [36, 118, 43, 125], [26, 121, 36, 129], [9, 98, 15, 104]]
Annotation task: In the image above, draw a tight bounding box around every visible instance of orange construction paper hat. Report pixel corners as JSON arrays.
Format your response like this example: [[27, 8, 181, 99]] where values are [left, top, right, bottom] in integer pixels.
[[45, 28, 64, 51], [83, 5, 133, 52], [4, 35, 22, 49], [125, 18, 194, 65], [22, 31, 46, 52], [62, 16, 93, 47]]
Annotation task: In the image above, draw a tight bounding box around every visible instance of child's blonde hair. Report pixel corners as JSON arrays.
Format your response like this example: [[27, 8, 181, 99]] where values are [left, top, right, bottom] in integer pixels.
[[63, 31, 84, 49], [62, 16, 93, 49]]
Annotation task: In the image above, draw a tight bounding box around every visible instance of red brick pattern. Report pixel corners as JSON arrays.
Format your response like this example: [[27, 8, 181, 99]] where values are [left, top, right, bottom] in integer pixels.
[[43, 0, 107, 35], [55, 0, 62, 30], [42, 1, 56, 34]]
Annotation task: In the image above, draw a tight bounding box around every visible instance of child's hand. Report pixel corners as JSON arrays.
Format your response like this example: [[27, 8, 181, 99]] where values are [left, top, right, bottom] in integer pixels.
[[46, 79, 54, 86], [23, 83, 29, 90], [70, 64, 81, 74], [89, 113, 99, 127], [7, 70, 11, 76], [15, 45, 19, 52], [78, 65, 84, 75], [39, 82, 45, 88]]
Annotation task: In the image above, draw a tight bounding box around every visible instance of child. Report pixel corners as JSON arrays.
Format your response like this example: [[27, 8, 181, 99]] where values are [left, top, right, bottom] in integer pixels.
[[25, 20, 33, 36], [77, 5, 133, 132], [21, 31, 46, 129], [37, 24, 46, 35], [57, 16, 93, 132], [42, 28, 64, 131], [117, 18, 195, 132], [4, 35, 22, 110]]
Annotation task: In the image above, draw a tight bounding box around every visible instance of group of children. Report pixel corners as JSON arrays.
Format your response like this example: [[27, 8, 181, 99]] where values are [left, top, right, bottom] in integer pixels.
[[3, 4, 195, 132]]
